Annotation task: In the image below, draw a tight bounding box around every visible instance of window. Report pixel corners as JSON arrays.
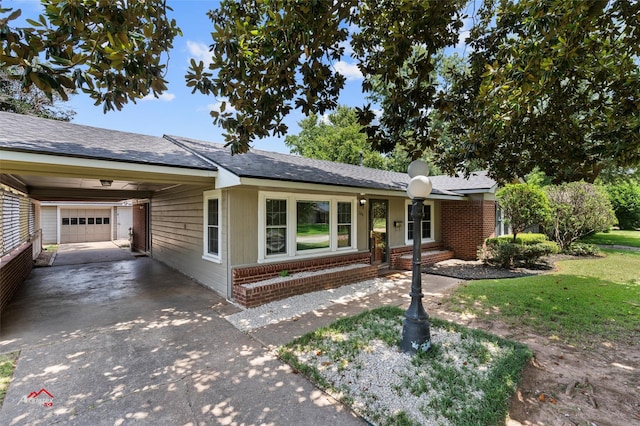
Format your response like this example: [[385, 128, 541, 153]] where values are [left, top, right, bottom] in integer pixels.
[[62, 218, 70, 225], [495, 205, 510, 236], [88, 218, 95, 225], [103, 217, 110, 225], [296, 200, 330, 251], [259, 192, 356, 261], [337, 202, 352, 248], [266, 199, 287, 255], [70, 218, 78, 225], [203, 190, 222, 262], [406, 201, 433, 244], [96, 218, 102, 225], [79, 218, 86, 225]]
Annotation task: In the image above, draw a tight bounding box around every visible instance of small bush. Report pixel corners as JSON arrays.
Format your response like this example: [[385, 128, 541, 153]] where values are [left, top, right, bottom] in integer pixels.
[[486, 233, 549, 245], [480, 234, 559, 268], [563, 242, 600, 256]]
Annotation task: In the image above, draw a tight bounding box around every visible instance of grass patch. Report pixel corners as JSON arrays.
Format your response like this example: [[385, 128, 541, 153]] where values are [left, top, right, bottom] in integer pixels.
[[449, 251, 640, 346], [0, 352, 19, 407], [278, 306, 531, 425], [581, 230, 640, 248]]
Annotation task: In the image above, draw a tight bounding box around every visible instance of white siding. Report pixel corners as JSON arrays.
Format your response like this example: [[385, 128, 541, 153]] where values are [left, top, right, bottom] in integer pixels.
[[151, 185, 228, 296], [41, 206, 58, 244]]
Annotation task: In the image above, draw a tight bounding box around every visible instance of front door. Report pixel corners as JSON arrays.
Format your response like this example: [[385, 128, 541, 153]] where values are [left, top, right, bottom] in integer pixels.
[[369, 199, 388, 265]]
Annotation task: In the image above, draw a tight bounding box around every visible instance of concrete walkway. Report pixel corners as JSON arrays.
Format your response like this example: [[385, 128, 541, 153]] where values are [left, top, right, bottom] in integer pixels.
[[0, 244, 462, 425]]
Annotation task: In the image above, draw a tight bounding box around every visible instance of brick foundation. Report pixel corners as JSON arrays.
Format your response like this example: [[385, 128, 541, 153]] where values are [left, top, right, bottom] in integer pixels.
[[441, 200, 496, 260], [232, 252, 376, 307], [0, 242, 33, 314]]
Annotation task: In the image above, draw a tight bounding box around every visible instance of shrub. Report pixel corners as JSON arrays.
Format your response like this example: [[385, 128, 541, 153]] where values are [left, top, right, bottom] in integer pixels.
[[496, 184, 551, 242], [546, 182, 616, 251], [485, 233, 549, 245], [605, 180, 640, 230], [480, 234, 559, 268], [563, 242, 600, 256]]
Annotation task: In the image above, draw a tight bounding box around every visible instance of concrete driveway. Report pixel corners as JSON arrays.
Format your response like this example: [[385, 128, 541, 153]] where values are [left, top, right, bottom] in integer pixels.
[[0, 245, 361, 425]]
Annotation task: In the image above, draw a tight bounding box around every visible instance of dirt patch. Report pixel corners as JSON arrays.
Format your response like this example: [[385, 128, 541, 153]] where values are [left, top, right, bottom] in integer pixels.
[[423, 258, 640, 426], [33, 247, 56, 267]]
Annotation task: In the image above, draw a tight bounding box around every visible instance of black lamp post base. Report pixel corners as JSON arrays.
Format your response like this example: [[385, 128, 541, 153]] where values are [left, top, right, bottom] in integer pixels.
[[401, 317, 431, 354]]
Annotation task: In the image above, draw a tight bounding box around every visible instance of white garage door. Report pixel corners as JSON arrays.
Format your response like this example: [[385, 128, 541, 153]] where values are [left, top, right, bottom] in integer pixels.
[[60, 208, 112, 243]]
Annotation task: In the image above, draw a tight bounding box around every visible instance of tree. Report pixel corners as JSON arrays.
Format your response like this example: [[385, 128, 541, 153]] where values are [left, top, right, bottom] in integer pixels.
[[441, 0, 640, 184], [1, 1, 181, 112], [546, 182, 616, 250], [0, 68, 74, 120], [604, 180, 640, 230], [285, 105, 440, 173], [285, 106, 388, 169], [496, 183, 551, 243], [186, 0, 465, 155], [4, 1, 639, 185]]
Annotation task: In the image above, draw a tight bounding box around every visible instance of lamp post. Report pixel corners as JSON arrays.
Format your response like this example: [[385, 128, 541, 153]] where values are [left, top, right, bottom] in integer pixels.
[[401, 160, 433, 354]]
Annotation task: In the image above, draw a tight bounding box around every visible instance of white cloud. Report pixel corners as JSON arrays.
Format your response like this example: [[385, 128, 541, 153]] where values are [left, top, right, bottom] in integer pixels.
[[187, 40, 213, 68], [141, 93, 176, 102], [208, 99, 236, 114], [334, 60, 363, 81]]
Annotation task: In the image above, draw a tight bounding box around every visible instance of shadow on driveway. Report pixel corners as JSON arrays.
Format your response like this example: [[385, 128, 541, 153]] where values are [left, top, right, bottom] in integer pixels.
[[0, 256, 361, 425]]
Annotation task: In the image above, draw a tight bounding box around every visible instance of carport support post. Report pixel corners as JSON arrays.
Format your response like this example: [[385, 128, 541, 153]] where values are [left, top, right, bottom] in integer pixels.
[[400, 198, 431, 354]]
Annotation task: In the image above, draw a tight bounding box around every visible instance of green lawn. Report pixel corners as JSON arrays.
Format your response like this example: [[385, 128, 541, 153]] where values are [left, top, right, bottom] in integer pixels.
[[581, 229, 640, 248], [279, 307, 531, 426], [0, 352, 18, 407], [448, 250, 640, 347]]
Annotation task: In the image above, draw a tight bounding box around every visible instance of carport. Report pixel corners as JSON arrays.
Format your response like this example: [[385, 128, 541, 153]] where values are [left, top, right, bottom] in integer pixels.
[[0, 111, 217, 318]]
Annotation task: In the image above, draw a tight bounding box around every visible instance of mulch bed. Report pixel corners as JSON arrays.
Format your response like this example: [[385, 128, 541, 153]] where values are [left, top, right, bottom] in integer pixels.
[[422, 257, 563, 280]]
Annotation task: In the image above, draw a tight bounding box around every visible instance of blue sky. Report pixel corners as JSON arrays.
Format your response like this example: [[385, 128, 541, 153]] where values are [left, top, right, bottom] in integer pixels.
[[6, 0, 374, 154]]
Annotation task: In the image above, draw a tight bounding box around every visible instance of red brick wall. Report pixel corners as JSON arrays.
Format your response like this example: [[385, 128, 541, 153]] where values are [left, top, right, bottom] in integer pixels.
[[441, 200, 496, 260], [232, 252, 372, 286], [232, 252, 376, 307], [233, 265, 378, 308], [0, 242, 33, 314]]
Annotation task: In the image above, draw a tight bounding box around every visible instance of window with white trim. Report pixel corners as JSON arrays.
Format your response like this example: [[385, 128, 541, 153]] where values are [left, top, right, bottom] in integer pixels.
[[337, 201, 352, 248], [405, 200, 434, 244], [203, 190, 221, 262], [266, 199, 287, 255], [259, 192, 356, 261], [495, 205, 511, 236]]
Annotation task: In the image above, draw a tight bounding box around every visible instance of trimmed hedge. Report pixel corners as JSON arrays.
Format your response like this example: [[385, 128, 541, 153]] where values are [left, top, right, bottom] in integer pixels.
[[480, 234, 559, 268]]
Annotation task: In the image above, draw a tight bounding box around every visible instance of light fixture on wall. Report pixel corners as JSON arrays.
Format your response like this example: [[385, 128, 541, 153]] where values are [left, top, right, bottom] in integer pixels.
[[359, 196, 367, 206], [100, 179, 113, 187]]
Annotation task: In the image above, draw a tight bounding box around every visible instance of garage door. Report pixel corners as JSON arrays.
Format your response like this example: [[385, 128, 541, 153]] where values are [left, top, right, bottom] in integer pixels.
[[60, 208, 112, 243]]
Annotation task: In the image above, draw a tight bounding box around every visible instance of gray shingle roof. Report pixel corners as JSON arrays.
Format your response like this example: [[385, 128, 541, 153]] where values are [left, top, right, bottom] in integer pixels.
[[0, 111, 213, 170], [166, 136, 481, 197], [429, 171, 497, 192], [0, 111, 497, 196]]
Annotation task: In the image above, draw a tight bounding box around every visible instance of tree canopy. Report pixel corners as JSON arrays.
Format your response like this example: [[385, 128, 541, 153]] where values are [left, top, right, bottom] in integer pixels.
[[285, 105, 388, 170], [2, 0, 639, 184], [284, 105, 440, 173], [1, 0, 181, 111], [0, 67, 74, 120]]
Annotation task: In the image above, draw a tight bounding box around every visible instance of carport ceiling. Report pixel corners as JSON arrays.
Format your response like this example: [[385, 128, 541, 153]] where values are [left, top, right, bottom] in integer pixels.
[[7, 174, 166, 201], [1, 159, 217, 202]]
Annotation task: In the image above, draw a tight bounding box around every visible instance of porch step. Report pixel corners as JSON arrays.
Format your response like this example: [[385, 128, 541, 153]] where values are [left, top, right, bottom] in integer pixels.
[[396, 249, 455, 271]]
